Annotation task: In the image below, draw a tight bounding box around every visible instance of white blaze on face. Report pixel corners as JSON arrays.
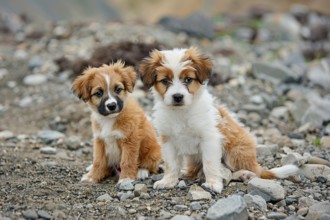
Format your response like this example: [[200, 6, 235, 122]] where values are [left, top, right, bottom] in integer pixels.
[[161, 49, 193, 106], [102, 73, 117, 110]]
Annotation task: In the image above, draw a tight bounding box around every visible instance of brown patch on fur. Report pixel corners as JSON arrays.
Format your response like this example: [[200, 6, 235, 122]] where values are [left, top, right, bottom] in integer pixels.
[[179, 68, 201, 94], [160, 135, 168, 144], [112, 97, 162, 179], [259, 170, 277, 179], [182, 47, 213, 84], [153, 66, 174, 98], [139, 50, 165, 88], [184, 157, 203, 179]]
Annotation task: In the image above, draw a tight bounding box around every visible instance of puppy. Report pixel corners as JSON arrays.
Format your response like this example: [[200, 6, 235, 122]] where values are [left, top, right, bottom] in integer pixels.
[[72, 61, 162, 184], [139, 47, 298, 193]]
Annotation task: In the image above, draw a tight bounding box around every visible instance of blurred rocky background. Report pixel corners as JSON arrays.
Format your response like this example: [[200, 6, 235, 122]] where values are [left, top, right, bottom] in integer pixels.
[[0, 1, 330, 220]]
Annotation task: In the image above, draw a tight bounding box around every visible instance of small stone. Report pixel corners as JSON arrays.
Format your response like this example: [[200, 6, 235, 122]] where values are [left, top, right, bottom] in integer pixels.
[[270, 106, 289, 121], [108, 205, 127, 216], [86, 204, 93, 209], [321, 136, 330, 147], [298, 197, 315, 209], [52, 210, 66, 219], [134, 183, 147, 196], [23, 74, 47, 86], [247, 178, 285, 202], [297, 207, 308, 216], [140, 192, 151, 199], [29, 56, 43, 69], [0, 131, 14, 140], [305, 201, 330, 219], [267, 212, 287, 219], [40, 146, 57, 155], [118, 180, 134, 191], [66, 136, 81, 150], [37, 130, 65, 141], [22, 209, 38, 219], [256, 144, 279, 157], [170, 215, 193, 220], [174, 205, 188, 211], [190, 202, 202, 211], [151, 174, 163, 182], [96, 193, 112, 202], [300, 164, 330, 179], [159, 210, 173, 219], [37, 210, 52, 220], [120, 192, 134, 201], [244, 194, 267, 212], [128, 209, 137, 214], [281, 152, 308, 166], [206, 195, 248, 220], [187, 185, 212, 201], [178, 180, 186, 188]]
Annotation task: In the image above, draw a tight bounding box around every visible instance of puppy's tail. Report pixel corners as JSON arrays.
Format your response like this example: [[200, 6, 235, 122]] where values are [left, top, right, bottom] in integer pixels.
[[259, 164, 299, 179]]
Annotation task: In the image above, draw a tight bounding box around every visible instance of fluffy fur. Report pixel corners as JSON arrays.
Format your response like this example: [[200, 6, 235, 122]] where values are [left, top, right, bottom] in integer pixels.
[[139, 47, 298, 193], [72, 61, 161, 183]]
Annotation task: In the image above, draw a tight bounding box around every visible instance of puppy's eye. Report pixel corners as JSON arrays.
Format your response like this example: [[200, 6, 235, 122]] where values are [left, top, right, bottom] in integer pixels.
[[161, 78, 169, 86], [94, 90, 103, 98], [114, 87, 122, 94], [184, 77, 193, 84]]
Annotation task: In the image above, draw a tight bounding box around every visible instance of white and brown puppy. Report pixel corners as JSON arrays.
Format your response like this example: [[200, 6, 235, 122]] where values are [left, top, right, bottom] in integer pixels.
[[139, 47, 298, 193], [72, 61, 162, 184]]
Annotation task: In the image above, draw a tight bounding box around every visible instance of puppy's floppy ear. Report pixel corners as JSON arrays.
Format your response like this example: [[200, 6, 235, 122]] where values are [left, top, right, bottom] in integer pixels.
[[123, 66, 137, 93], [184, 47, 213, 84], [72, 68, 94, 102], [139, 49, 164, 88]]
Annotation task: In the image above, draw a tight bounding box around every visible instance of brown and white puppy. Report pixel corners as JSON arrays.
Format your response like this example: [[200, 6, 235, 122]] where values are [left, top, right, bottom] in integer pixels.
[[139, 47, 298, 193], [72, 61, 162, 184]]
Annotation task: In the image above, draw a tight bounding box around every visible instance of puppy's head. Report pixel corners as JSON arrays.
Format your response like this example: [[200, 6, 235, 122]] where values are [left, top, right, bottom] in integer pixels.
[[72, 61, 136, 116], [139, 47, 212, 107]]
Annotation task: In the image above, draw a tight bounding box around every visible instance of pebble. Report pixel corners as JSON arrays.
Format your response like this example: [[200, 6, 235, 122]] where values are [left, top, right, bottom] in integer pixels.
[[320, 136, 330, 147], [190, 202, 202, 211], [170, 215, 194, 220], [37, 130, 65, 141], [120, 192, 134, 201], [244, 194, 267, 212], [187, 185, 211, 201], [108, 205, 127, 216], [22, 209, 38, 219], [206, 195, 248, 220], [29, 56, 43, 69], [174, 205, 188, 211], [297, 207, 308, 216], [267, 212, 287, 219], [256, 144, 279, 157], [281, 152, 308, 166], [270, 106, 289, 121], [40, 146, 57, 155], [66, 136, 81, 150], [134, 183, 147, 196], [248, 178, 285, 202], [305, 201, 330, 219], [151, 174, 163, 182], [23, 74, 47, 86], [178, 180, 186, 188], [0, 131, 14, 140], [37, 210, 52, 220], [52, 210, 66, 219], [118, 180, 134, 191], [128, 209, 137, 214], [96, 193, 112, 202], [300, 164, 330, 180], [139, 192, 151, 199], [159, 210, 173, 219]]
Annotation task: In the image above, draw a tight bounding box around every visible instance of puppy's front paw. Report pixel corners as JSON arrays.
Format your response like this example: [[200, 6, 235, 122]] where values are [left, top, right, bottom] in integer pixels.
[[81, 172, 97, 183], [153, 177, 178, 190], [202, 180, 223, 194], [137, 169, 149, 180]]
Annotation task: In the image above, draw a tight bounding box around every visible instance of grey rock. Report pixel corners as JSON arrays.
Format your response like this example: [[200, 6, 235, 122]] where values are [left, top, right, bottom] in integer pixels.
[[86, 204, 93, 209], [267, 212, 287, 219], [120, 192, 134, 201], [241, 103, 267, 114], [300, 164, 330, 179], [108, 205, 127, 216], [151, 174, 163, 182], [173, 205, 188, 211], [270, 106, 289, 121], [40, 146, 57, 155], [187, 185, 211, 201], [52, 210, 66, 219], [321, 136, 330, 147], [0, 131, 14, 140], [96, 193, 112, 202], [320, 214, 330, 220], [37, 210, 52, 220], [140, 192, 151, 199], [252, 62, 299, 84], [219, 163, 233, 185], [298, 197, 316, 209], [190, 202, 202, 211], [22, 209, 38, 219], [281, 152, 309, 167], [0, 217, 11, 220], [307, 62, 330, 90], [206, 195, 248, 220], [0, 68, 9, 80], [244, 194, 267, 212], [134, 183, 147, 196], [159, 210, 173, 219], [297, 207, 309, 216], [305, 201, 330, 220], [66, 136, 81, 150], [247, 178, 285, 202], [159, 13, 214, 38], [29, 56, 43, 69], [301, 100, 330, 127], [128, 209, 137, 214], [23, 74, 47, 86], [177, 180, 186, 188], [249, 95, 264, 105], [118, 179, 134, 191], [256, 144, 279, 157], [17, 96, 33, 107], [14, 49, 28, 60], [263, 14, 301, 40], [37, 130, 65, 141], [171, 215, 193, 220]]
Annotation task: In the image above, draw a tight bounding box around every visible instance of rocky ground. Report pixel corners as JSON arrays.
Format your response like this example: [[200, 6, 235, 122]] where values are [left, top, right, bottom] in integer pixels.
[[1, 5, 330, 220]]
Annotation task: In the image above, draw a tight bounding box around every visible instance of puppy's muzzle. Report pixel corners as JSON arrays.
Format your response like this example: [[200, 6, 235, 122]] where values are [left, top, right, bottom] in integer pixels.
[[172, 93, 184, 106]]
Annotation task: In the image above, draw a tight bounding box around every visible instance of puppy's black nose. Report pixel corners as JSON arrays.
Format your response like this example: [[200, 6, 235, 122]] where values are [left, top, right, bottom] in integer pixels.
[[107, 102, 117, 111], [172, 93, 184, 103]]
